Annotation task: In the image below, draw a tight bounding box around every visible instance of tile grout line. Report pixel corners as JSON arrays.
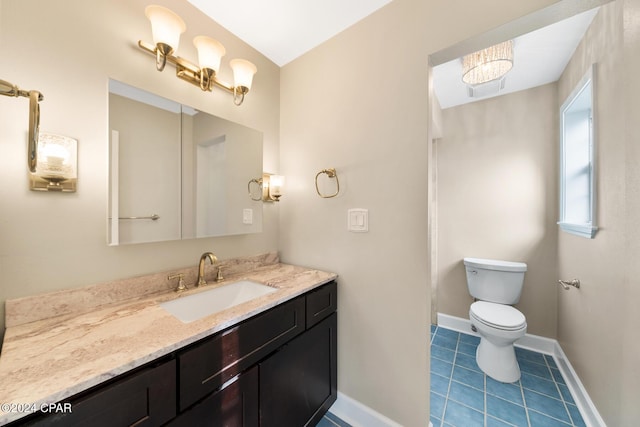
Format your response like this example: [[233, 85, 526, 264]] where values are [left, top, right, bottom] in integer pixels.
[[433, 325, 589, 427], [483, 368, 488, 427], [324, 416, 341, 427], [546, 355, 576, 427], [443, 326, 456, 427], [431, 326, 442, 427]]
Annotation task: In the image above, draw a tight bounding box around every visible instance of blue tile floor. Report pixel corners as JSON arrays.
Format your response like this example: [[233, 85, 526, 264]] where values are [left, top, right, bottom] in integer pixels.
[[430, 325, 586, 427], [317, 411, 352, 427]]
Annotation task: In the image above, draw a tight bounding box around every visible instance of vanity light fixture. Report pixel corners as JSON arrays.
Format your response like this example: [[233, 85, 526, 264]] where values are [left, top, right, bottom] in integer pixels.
[[248, 173, 284, 202], [139, 5, 257, 106], [29, 132, 78, 192], [462, 40, 514, 85]]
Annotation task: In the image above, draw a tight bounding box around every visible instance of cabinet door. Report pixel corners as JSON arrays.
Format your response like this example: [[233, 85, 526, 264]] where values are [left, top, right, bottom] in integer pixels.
[[22, 360, 176, 427], [167, 366, 258, 427], [260, 313, 337, 427]]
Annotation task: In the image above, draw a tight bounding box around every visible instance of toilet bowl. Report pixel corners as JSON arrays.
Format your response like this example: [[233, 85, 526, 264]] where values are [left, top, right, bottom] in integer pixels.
[[469, 301, 527, 383], [463, 257, 528, 382]]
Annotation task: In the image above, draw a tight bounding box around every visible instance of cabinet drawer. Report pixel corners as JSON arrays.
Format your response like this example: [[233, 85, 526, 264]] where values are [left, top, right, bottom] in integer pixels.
[[22, 360, 176, 427], [178, 296, 305, 410], [167, 366, 258, 427], [306, 281, 337, 329]]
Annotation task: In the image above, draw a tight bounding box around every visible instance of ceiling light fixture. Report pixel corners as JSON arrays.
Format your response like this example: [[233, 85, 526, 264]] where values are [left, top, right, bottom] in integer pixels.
[[139, 5, 257, 106], [462, 40, 514, 86]]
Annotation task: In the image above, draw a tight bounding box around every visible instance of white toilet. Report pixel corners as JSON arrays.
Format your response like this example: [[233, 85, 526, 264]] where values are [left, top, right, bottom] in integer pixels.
[[464, 257, 528, 383]]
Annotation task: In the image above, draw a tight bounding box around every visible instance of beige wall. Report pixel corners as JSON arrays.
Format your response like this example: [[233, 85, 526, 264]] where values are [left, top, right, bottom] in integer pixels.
[[612, 0, 640, 426], [0, 0, 280, 337], [621, 0, 640, 423], [557, 2, 640, 425], [436, 84, 559, 337], [279, 0, 556, 425]]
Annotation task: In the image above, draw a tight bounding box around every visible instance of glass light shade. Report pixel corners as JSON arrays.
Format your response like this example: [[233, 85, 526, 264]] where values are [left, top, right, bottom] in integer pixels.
[[145, 5, 186, 52], [193, 36, 226, 73], [462, 40, 513, 85], [269, 175, 284, 197], [230, 59, 258, 90], [30, 132, 78, 192]]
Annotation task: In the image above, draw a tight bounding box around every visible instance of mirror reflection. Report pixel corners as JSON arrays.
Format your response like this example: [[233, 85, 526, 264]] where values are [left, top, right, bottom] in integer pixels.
[[108, 80, 263, 245]]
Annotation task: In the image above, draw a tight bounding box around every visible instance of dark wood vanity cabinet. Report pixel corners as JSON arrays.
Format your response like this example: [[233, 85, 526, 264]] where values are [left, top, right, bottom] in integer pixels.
[[20, 359, 176, 427], [11, 281, 337, 427], [174, 281, 337, 427]]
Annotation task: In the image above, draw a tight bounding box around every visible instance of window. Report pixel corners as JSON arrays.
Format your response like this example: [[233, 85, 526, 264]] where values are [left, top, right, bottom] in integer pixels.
[[559, 64, 597, 238]]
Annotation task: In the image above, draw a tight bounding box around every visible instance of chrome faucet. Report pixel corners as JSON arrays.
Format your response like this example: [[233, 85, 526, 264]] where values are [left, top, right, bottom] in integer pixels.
[[196, 252, 218, 287]]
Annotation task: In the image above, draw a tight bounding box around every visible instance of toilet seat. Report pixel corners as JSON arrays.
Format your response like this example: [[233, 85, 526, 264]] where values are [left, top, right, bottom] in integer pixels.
[[470, 301, 526, 331]]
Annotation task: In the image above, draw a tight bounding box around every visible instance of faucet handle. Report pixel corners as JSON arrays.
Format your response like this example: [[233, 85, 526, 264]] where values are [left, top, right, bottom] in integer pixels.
[[216, 266, 224, 282], [168, 273, 187, 292]]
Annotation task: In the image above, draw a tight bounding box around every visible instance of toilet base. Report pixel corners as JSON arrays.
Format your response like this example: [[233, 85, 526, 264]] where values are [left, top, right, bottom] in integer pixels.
[[476, 338, 521, 383]]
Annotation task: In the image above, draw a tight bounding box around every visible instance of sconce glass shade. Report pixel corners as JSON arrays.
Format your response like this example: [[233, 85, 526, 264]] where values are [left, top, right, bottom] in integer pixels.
[[269, 175, 284, 198], [230, 59, 258, 90], [145, 5, 186, 54], [193, 36, 226, 73], [462, 40, 513, 85], [30, 132, 77, 192]]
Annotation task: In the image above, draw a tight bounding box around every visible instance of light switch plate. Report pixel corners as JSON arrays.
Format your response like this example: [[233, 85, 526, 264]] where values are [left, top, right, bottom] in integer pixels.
[[348, 208, 368, 232], [243, 209, 253, 224]]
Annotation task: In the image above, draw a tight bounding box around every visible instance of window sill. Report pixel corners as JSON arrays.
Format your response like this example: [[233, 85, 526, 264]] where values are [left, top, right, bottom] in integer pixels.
[[558, 222, 597, 239]]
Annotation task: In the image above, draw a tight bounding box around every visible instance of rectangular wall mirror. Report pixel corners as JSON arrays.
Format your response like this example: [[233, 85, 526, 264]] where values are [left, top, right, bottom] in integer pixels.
[[108, 80, 263, 245]]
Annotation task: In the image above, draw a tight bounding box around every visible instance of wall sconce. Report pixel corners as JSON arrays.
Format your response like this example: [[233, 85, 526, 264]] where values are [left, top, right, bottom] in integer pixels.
[[248, 173, 284, 202], [0, 79, 43, 174], [29, 132, 78, 192], [139, 5, 257, 106]]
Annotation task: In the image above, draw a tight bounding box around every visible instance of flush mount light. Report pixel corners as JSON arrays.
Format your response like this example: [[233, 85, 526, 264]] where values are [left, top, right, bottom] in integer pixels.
[[139, 5, 257, 106], [462, 40, 514, 85]]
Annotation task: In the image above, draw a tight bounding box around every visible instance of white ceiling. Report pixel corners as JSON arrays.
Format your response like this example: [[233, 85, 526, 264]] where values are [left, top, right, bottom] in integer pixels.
[[187, 1, 599, 108], [187, 0, 393, 66], [433, 8, 599, 109]]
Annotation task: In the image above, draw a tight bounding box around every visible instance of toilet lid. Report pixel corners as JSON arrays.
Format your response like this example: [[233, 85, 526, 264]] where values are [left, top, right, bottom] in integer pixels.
[[470, 301, 526, 331]]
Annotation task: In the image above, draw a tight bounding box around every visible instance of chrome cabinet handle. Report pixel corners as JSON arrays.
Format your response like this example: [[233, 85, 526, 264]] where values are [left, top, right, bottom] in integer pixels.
[[558, 279, 580, 290]]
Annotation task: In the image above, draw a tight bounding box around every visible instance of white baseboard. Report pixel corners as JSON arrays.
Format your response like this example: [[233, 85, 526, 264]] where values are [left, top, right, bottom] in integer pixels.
[[436, 312, 557, 354], [436, 312, 606, 427], [552, 342, 607, 427], [329, 392, 403, 427]]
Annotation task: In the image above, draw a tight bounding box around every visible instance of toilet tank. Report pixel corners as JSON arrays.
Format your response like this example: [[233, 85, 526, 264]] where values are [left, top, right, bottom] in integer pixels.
[[463, 257, 527, 304]]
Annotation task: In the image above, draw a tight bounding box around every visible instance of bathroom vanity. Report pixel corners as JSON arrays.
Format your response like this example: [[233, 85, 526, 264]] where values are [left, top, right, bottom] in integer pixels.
[[0, 254, 337, 426]]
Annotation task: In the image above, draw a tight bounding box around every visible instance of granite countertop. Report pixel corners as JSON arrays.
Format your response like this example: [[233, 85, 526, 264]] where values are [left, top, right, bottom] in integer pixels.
[[0, 255, 337, 425]]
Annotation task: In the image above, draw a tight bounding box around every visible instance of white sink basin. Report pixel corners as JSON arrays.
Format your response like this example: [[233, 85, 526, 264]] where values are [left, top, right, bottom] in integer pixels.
[[160, 280, 277, 323]]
